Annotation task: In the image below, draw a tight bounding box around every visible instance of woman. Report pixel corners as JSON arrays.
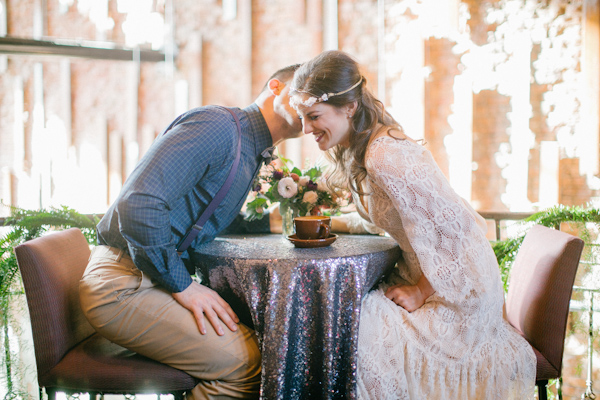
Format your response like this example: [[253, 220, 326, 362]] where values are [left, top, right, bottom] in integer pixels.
[[289, 50, 535, 399]]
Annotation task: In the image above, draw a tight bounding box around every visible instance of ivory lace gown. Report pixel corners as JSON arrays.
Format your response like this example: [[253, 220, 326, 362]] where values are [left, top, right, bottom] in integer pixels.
[[354, 137, 536, 400]]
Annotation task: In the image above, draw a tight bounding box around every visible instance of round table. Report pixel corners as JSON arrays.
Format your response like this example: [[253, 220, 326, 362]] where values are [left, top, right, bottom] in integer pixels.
[[192, 233, 401, 400]]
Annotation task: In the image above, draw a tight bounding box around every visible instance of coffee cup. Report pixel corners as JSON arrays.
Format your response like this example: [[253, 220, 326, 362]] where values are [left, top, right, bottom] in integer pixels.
[[294, 216, 331, 240]]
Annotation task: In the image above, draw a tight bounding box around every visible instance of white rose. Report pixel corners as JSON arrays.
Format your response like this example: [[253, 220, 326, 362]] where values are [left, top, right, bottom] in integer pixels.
[[298, 176, 310, 186], [302, 191, 318, 205], [278, 177, 298, 198]]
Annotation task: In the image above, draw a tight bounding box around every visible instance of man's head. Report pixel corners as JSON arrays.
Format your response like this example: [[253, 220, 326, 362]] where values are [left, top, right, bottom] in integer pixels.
[[255, 63, 304, 144], [261, 64, 300, 92]]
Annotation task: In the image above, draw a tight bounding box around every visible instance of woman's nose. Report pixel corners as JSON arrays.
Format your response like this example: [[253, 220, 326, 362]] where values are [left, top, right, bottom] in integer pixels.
[[302, 120, 312, 135]]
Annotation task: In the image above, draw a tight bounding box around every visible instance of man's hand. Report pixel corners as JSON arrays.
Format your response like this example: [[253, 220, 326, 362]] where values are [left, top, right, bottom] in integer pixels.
[[172, 281, 239, 336]]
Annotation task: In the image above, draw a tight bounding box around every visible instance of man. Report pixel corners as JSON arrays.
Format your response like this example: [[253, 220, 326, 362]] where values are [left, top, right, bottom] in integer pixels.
[[79, 64, 302, 399]]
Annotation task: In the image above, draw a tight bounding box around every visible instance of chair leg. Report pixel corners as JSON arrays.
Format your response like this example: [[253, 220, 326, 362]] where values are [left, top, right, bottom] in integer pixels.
[[537, 380, 548, 400], [44, 388, 58, 400], [173, 391, 185, 400]]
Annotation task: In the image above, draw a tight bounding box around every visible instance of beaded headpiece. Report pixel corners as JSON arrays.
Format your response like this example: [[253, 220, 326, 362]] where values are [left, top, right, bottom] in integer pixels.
[[289, 76, 363, 108]]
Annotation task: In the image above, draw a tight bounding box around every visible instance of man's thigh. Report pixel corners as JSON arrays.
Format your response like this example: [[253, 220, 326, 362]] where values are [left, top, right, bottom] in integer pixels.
[[79, 246, 260, 383]]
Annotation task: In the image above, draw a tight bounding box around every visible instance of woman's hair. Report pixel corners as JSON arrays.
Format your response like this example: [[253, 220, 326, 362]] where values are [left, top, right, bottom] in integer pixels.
[[291, 50, 401, 195]]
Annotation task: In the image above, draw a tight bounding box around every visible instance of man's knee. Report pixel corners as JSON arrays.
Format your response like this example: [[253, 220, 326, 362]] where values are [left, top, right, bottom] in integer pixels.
[[220, 324, 261, 383]]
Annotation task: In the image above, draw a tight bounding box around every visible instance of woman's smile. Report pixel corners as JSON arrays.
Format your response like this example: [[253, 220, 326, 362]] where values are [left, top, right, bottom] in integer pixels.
[[313, 131, 325, 142]]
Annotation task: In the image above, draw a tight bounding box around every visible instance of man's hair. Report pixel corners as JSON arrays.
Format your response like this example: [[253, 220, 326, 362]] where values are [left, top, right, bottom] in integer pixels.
[[261, 63, 301, 91]]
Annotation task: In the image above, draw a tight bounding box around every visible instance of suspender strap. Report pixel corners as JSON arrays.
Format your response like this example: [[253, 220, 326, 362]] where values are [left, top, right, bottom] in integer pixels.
[[176, 106, 242, 253]]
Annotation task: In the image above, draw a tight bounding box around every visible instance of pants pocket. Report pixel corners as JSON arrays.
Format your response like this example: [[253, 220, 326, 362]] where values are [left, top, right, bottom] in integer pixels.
[[114, 268, 157, 302]]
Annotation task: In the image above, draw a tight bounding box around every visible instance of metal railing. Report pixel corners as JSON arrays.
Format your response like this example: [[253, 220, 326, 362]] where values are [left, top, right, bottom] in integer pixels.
[[479, 211, 535, 240]]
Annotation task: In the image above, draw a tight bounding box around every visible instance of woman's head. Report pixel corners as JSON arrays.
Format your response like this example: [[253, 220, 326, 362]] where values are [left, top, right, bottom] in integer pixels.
[[291, 51, 363, 111], [290, 51, 362, 151], [290, 50, 400, 193]]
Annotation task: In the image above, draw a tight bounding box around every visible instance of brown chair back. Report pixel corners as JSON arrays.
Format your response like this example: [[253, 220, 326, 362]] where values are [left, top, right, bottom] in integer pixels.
[[506, 224, 584, 377], [15, 227, 197, 398], [14, 228, 96, 382]]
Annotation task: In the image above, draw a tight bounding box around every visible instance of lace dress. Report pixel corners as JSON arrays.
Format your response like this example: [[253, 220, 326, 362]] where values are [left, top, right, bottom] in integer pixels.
[[355, 137, 536, 400]]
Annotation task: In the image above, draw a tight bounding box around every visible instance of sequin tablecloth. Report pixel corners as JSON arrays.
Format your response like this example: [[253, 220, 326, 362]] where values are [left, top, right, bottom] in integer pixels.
[[192, 234, 401, 400]]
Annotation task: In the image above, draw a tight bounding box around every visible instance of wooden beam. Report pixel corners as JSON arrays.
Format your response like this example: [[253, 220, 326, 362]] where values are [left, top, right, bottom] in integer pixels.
[[0, 37, 167, 62]]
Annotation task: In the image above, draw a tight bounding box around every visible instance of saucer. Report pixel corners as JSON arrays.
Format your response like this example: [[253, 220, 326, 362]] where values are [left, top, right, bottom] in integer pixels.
[[287, 234, 338, 248]]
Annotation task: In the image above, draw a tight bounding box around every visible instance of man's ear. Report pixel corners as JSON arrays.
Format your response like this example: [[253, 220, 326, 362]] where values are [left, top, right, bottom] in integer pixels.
[[268, 78, 284, 95]]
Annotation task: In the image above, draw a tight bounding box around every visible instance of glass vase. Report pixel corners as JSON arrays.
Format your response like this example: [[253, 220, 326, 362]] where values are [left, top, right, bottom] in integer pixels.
[[280, 204, 298, 238]]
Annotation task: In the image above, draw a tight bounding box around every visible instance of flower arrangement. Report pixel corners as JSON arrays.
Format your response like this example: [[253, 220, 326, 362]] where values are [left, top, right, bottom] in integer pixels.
[[244, 155, 346, 222]]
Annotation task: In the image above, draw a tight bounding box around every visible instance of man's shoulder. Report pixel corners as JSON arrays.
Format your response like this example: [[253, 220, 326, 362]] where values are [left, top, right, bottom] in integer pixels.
[[163, 105, 242, 141], [176, 105, 239, 124]]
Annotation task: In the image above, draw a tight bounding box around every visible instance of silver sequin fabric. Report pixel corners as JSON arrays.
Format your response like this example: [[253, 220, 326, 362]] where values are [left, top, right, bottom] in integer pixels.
[[193, 234, 401, 400]]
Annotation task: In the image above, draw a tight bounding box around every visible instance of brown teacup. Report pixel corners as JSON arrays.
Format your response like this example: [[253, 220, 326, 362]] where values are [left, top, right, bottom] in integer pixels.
[[294, 216, 331, 240]]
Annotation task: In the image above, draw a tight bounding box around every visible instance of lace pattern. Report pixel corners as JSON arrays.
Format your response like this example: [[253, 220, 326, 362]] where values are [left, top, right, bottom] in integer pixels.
[[355, 137, 535, 399]]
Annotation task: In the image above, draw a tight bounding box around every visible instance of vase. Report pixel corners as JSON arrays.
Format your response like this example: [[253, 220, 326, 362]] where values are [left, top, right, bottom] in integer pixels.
[[280, 204, 298, 238]]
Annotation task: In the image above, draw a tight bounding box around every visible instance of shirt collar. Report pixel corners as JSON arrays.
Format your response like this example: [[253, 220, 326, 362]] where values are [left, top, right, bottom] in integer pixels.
[[243, 103, 273, 161]]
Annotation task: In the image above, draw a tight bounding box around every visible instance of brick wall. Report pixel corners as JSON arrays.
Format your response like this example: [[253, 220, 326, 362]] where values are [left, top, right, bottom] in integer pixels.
[[0, 0, 597, 215], [560, 158, 598, 206], [424, 37, 461, 178], [472, 89, 511, 211]]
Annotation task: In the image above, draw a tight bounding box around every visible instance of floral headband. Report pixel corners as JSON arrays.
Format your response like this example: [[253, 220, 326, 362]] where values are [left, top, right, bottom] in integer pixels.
[[289, 76, 363, 108]]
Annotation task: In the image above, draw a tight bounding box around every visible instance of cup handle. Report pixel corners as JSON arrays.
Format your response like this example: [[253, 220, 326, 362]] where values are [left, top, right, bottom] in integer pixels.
[[319, 223, 331, 239]]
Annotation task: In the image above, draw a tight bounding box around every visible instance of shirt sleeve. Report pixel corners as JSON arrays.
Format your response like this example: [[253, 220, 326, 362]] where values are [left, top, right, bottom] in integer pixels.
[[116, 112, 237, 292]]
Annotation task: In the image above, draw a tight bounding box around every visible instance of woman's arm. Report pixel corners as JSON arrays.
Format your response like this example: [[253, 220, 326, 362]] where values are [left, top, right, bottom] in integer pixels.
[[367, 138, 494, 305]]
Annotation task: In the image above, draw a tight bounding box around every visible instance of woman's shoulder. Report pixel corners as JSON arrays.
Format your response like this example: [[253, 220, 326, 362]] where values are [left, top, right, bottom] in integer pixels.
[[371, 125, 407, 141], [366, 126, 422, 157]]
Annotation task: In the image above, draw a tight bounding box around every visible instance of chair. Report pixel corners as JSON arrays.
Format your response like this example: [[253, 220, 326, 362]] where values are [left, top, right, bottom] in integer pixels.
[[505, 224, 585, 400], [14, 228, 197, 400]]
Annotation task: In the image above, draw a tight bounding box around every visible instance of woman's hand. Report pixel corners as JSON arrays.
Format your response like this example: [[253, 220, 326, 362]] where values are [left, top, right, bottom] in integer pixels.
[[268, 204, 282, 233], [385, 284, 427, 312], [385, 274, 435, 312]]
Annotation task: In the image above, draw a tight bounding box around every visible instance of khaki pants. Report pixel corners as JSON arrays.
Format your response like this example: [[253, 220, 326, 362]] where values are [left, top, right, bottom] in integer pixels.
[[79, 246, 261, 400]]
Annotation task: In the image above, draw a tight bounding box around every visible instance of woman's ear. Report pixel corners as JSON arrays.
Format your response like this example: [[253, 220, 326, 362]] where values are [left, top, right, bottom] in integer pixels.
[[346, 101, 358, 117]]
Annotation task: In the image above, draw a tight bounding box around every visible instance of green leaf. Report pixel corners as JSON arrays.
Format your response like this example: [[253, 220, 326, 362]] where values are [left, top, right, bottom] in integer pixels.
[[305, 167, 321, 180]]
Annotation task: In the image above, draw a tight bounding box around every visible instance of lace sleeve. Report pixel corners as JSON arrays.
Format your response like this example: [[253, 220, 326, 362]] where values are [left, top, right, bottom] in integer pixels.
[[366, 137, 495, 304]]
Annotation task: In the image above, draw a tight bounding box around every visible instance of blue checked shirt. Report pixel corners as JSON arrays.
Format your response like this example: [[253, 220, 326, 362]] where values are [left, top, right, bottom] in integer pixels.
[[97, 104, 272, 293]]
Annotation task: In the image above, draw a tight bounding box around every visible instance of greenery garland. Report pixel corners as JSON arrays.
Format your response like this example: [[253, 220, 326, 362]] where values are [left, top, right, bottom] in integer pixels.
[[492, 204, 600, 291]]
